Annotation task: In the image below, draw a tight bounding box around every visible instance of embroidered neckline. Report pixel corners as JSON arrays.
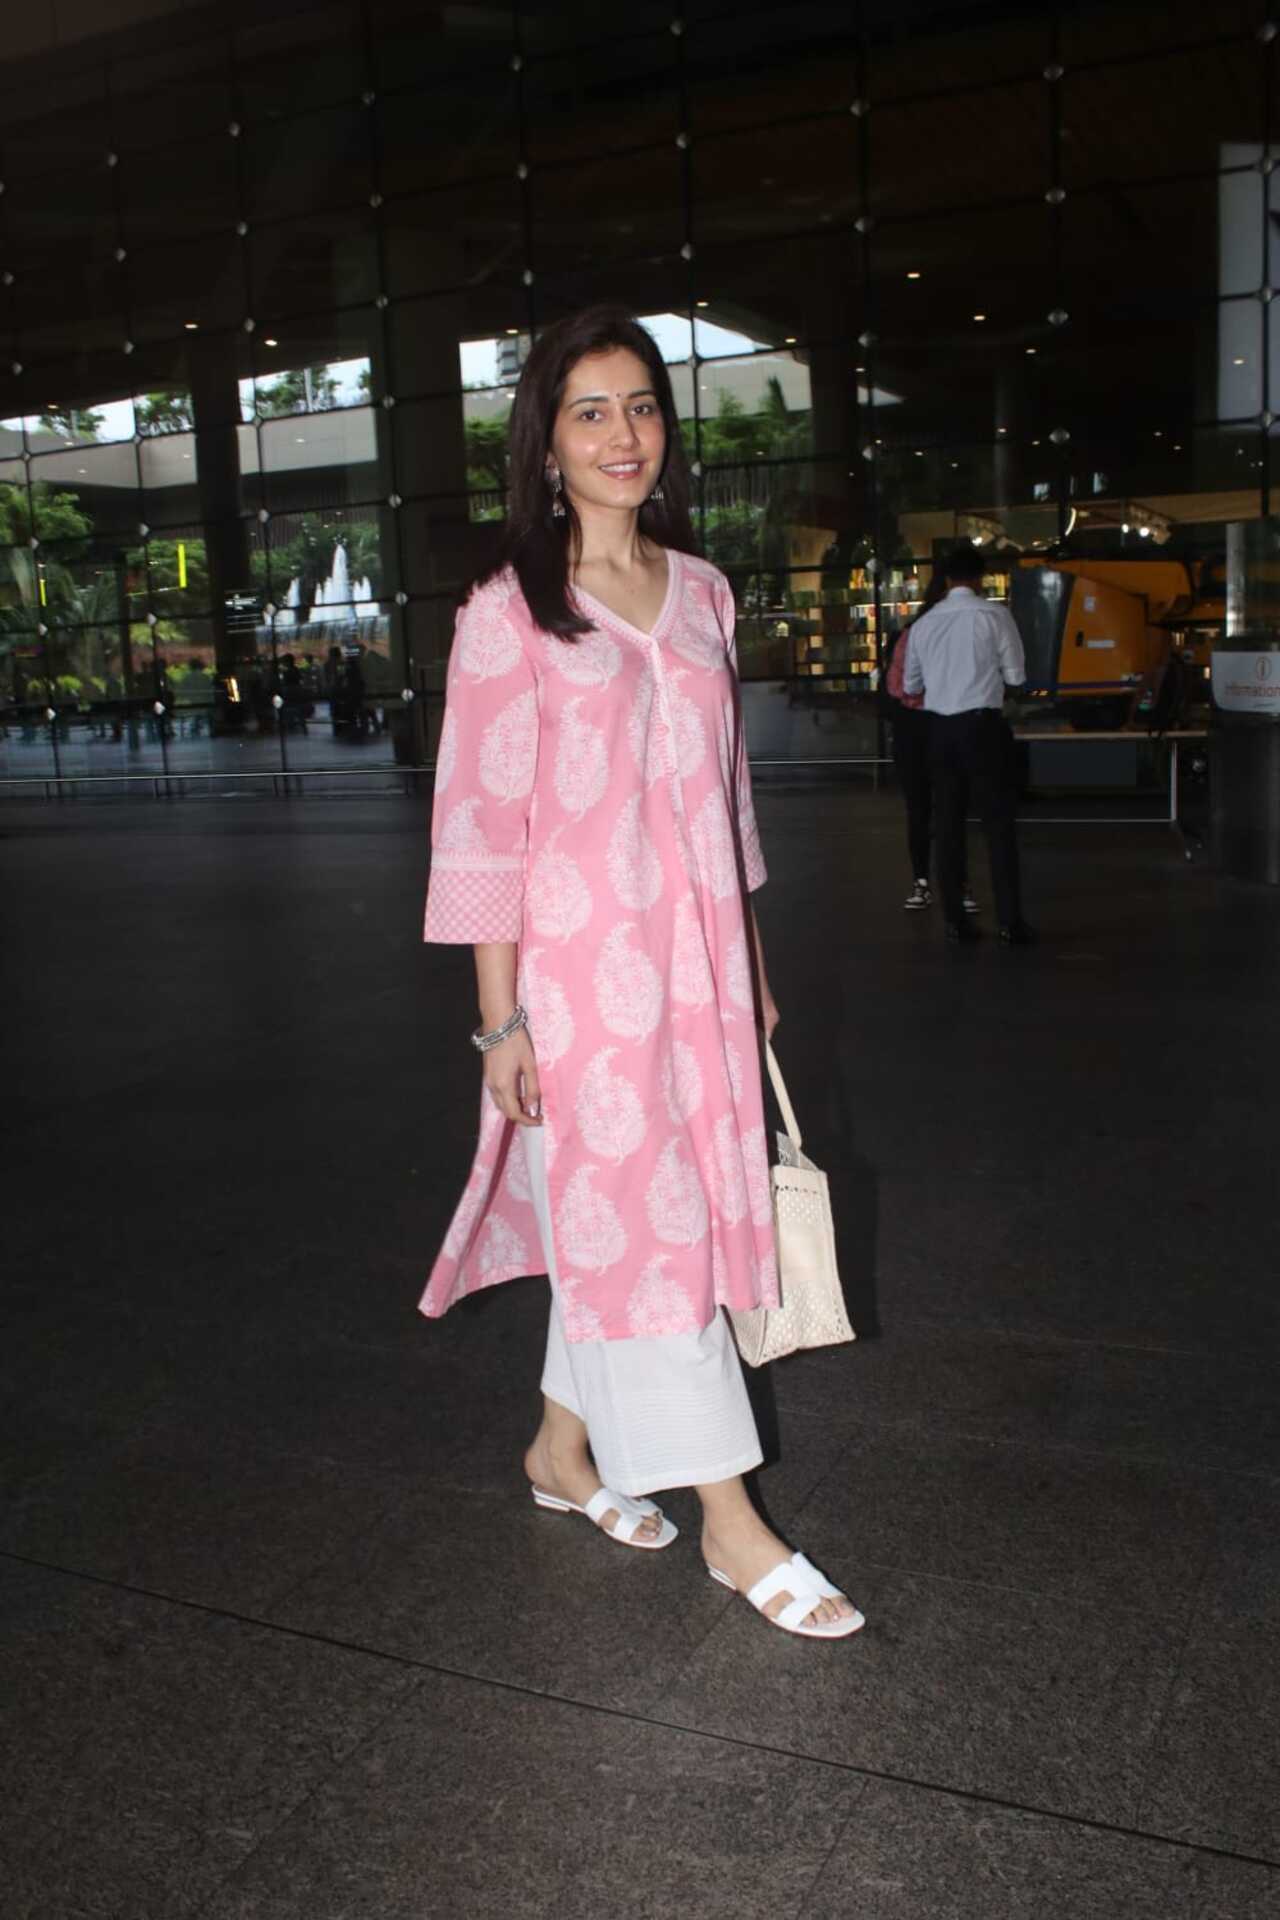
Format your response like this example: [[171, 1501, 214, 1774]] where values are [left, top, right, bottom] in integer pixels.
[[572, 549, 680, 644]]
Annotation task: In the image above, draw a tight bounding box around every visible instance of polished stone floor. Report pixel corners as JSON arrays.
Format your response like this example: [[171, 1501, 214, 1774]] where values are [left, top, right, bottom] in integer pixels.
[[2, 787, 1278, 1919]]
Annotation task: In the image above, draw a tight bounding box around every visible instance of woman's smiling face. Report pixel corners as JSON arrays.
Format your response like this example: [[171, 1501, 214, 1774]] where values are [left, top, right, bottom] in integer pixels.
[[548, 346, 667, 517]]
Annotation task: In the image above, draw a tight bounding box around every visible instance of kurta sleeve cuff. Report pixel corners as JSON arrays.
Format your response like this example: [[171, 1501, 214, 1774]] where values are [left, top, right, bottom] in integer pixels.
[[740, 811, 768, 892], [424, 863, 524, 943]]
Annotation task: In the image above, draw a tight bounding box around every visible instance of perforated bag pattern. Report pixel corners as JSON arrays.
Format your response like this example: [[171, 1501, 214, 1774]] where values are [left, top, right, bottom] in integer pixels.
[[728, 1043, 856, 1368]]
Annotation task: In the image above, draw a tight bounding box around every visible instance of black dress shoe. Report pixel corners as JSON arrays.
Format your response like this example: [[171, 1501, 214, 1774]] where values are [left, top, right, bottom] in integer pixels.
[[998, 919, 1037, 946], [945, 918, 981, 943]]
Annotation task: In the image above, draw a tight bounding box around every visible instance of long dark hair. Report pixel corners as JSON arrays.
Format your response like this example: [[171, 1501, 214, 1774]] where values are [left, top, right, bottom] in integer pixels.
[[472, 305, 701, 638]]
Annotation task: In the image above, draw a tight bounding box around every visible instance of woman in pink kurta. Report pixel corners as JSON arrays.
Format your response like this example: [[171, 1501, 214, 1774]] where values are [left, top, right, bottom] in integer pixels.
[[420, 307, 862, 1639]]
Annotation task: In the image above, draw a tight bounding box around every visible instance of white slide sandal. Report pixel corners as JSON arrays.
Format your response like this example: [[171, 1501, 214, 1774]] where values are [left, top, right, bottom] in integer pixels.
[[531, 1483, 678, 1551], [707, 1550, 865, 1638]]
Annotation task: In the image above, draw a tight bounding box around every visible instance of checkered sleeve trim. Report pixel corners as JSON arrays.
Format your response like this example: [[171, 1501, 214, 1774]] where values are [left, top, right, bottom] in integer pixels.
[[423, 863, 524, 943]]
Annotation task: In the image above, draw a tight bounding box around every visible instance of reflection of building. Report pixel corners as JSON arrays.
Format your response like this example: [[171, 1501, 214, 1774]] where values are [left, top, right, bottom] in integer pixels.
[[495, 334, 529, 385]]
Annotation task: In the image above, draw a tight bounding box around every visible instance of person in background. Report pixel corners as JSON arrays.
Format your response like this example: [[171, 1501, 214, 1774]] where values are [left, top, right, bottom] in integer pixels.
[[885, 569, 977, 917], [902, 544, 1034, 946]]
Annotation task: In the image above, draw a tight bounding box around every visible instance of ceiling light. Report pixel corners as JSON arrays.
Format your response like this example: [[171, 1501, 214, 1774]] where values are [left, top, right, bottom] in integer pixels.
[[505, 327, 519, 335], [907, 270, 921, 280], [784, 335, 797, 344], [696, 300, 709, 309], [263, 336, 278, 347], [973, 312, 987, 322], [1121, 521, 1130, 532], [1026, 347, 1037, 355], [1234, 356, 1246, 366], [184, 321, 199, 331], [997, 426, 1007, 434]]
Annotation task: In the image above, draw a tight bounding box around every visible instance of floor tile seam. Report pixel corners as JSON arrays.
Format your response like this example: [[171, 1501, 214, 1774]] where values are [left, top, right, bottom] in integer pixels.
[[1128, 1528, 1225, 1837], [17, 1544, 1276, 1878], [185, 1673, 436, 1920], [787, 1776, 875, 1914], [615, 1705, 1280, 1876]]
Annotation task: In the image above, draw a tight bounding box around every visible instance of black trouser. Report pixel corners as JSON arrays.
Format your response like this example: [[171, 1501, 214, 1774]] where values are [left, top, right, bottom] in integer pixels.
[[891, 706, 933, 879], [931, 708, 1022, 926]]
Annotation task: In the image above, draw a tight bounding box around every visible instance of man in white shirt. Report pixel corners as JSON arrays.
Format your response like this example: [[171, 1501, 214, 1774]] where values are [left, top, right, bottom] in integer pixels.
[[903, 546, 1034, 944]]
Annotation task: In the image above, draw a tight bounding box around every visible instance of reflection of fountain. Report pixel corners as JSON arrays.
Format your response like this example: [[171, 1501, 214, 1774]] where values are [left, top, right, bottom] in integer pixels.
[[264, 543, 383, 637]]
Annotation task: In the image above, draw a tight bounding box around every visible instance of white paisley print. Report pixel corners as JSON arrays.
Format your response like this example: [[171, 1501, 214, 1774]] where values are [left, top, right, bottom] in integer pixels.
[[420, 550, 776, 1341]]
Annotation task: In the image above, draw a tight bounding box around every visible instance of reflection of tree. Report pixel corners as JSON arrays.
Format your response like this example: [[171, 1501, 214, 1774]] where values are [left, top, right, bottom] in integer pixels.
[[0, 480, 93, 557], [465, 415, 510, 492], [37, 406, 104, 443], [135, 392, 194, 436], [256, 366, 341, 417], [694, 380, 811, 590]]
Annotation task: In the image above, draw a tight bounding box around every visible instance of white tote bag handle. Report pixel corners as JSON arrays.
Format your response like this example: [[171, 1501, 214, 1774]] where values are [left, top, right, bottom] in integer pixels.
[[764, 1040, 803, 1153]]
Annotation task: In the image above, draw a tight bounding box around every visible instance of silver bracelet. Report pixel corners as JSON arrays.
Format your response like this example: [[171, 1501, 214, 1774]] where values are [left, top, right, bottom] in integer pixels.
[[471, 1004, 528, 1053]]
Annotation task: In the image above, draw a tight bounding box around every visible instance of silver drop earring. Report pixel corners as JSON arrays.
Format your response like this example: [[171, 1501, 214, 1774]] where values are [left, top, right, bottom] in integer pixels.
[[649, 481, 665, 504], [548, 467, 566, 519]]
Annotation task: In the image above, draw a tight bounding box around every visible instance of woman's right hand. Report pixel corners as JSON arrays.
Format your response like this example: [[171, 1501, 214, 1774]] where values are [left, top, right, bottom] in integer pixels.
[[483, 1025, 543, 1126]]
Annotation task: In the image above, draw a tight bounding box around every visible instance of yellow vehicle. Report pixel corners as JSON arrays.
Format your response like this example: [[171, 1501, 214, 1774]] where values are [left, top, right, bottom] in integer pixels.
[[1010, 557, 1223, 728]]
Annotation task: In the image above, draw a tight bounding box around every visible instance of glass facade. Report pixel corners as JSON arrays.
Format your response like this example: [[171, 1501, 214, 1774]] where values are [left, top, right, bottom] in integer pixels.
[[0, 0, 1275, 786]]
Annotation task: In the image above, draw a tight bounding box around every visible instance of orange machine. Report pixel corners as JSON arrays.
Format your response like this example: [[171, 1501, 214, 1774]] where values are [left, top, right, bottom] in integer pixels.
[[1010, 557, 1223, 728]]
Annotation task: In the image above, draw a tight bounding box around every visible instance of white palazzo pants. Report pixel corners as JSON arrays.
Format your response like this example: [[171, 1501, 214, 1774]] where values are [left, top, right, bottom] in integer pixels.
[[521, 1127, 762, 1499]]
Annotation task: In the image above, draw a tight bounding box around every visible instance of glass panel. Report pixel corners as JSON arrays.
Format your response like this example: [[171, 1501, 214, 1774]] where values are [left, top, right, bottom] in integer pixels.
[[248, 314, 378, 420], [867, 14, 1048, 97], [691, 237, 859, 356], [128, 232, 248, 341], [1061, 38, 1265, 188], [29, 441, 140, 547], [537, 254, 690, 328], [384, 182, 524, 300], [109, 37, 233, 154], [0, 72, 110, 181], [532, 149, 684, 272], [523, 36, 678, 164], [869, 82, 1047, 217], [261, 503, 386, 616], [377, 77, 519, 193], [1060, 2, 1259, 65], [249, 207, 380, 315], [400, 495, 502, 599], [696, 353, 814, 463], [243, 106, 372, 221], [369, 0, 514, 84], [139, 434, 201, 532], [259, 406, 381, 512], [118, 134, 240, 246], [234, 4, 368, 118], [688, 10, 857, 134], [4, 167, 117, 279], [394, 391, 488, 499], [694, 120, 858, 247], [521, 2, 671, 54]]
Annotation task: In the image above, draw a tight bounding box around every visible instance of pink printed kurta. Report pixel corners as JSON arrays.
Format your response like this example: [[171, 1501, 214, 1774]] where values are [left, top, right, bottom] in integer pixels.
[[419, 549, 779, 1341]]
